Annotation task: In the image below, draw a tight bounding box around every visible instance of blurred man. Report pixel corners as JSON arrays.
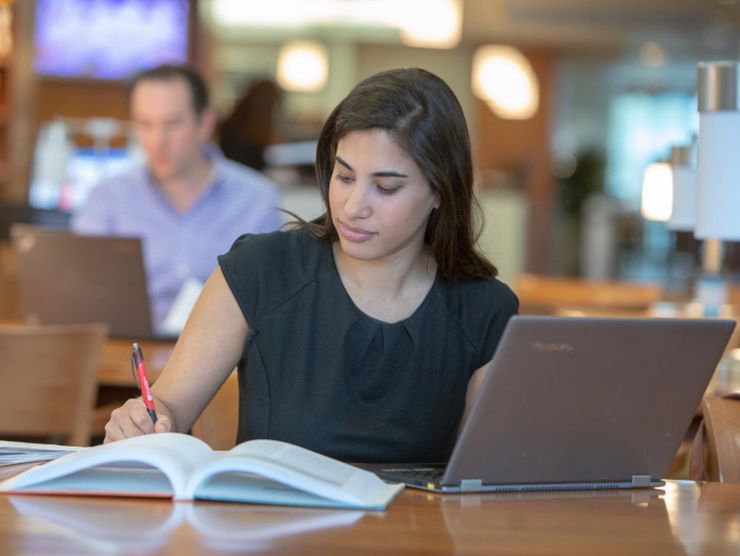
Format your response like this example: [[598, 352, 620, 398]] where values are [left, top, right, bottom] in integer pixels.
[[72, 64, 282, 331]]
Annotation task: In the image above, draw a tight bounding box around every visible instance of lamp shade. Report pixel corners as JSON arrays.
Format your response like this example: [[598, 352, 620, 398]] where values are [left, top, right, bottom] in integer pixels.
[[641, 161, 673, 222], [668, 144, 696, 232], [695, 61, 740, 240]]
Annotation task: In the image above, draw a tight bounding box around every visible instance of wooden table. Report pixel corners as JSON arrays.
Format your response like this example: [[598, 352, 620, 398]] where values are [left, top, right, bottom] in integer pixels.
[[515, 274, 663, 316], [0, 479, 739, 554]]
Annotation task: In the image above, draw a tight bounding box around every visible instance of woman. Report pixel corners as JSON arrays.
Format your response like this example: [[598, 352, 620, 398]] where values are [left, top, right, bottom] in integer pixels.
[[105, 67, 518, 463]]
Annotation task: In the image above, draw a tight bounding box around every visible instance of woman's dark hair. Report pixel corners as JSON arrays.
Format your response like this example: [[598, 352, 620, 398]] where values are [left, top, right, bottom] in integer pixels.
[[304, 67, 497, 280]]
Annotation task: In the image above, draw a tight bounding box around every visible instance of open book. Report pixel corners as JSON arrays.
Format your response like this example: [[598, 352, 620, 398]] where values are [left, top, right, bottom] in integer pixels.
[[0, 433, 404, 510]]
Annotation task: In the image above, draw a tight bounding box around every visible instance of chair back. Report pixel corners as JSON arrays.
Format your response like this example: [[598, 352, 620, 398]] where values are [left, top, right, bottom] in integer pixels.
[[0, 323, 108, 446], [690, 393, 740, 482], [0, 243, 21, 323], [191, 370, 239, 450]]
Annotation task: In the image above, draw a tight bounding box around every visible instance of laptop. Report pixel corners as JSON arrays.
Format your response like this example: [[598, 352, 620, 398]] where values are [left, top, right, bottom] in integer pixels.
[[11, 224, 168, 340], [372, 315, 736, 493]]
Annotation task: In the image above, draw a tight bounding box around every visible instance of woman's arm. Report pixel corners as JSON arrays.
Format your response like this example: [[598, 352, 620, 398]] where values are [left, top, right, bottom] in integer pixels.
[[104, 266, 248, 442]]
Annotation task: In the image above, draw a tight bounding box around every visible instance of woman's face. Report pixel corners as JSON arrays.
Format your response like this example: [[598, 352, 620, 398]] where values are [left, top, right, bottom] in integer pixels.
[[328, 129, 438, 264]]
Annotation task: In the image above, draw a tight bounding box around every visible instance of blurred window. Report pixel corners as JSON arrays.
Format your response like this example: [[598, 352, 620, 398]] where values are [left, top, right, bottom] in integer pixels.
[[606, 91, 696, 208]]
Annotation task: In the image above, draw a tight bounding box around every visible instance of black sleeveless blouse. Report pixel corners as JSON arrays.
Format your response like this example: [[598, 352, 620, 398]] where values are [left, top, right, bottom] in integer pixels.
[[218, 228, 518, 463]]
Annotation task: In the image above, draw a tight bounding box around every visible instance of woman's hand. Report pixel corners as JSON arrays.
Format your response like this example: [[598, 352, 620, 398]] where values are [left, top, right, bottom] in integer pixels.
[[103, 397, 172, 443], [103, 267, 247, 444]]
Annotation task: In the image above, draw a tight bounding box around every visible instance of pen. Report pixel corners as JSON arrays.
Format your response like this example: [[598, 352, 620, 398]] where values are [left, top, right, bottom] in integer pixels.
[[131, 342, 158, 424]]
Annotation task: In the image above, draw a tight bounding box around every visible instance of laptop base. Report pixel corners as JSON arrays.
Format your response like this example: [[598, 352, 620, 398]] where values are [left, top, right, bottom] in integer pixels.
[[376, 467, 663, 493]]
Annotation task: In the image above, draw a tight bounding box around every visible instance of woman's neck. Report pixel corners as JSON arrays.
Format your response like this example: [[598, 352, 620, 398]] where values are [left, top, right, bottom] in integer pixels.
[[333, 243, 437, 323]]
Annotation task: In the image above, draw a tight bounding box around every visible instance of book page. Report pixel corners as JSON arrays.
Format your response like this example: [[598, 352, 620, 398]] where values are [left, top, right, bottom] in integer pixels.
[[185, 439, 404, 509], [0, 440, 80, 466], [0, 433, 215, 498]]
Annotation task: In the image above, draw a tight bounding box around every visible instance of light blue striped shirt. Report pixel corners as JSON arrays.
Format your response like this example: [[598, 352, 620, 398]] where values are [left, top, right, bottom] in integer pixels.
[[71, 149, 282, 329]]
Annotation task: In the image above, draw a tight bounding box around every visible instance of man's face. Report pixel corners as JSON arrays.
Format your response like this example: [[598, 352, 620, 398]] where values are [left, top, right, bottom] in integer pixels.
[[130, 77, 212, 182]]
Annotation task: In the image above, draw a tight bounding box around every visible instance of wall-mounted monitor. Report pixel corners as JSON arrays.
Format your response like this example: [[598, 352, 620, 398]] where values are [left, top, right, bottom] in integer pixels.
[[33, 0, 190, 80]]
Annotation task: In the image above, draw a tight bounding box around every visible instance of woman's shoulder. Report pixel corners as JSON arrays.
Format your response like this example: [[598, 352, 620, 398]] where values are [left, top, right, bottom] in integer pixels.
[[219, 228, 333, 324], [443, 275, 519, 314], [437, 276, 518, 367], [438, 275, 519, 332], [227, 227, 324, 260]]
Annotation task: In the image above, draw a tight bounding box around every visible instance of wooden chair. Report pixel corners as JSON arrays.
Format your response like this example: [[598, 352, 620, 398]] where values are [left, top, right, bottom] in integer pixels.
[[690, 394, 740, 482], [0, 242, 21, 323], [191, 370, 239, 450], [0, 322, 109, 446]]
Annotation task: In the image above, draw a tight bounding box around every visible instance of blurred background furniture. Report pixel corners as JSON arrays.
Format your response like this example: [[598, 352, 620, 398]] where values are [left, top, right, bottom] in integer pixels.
[[0, 241, 20, 323], [690, 393, 740, 483], [0, 322, 109, 446], [96, 339, 174, 387], [191, 371, 239, 450], [515, 273, 662, 316]]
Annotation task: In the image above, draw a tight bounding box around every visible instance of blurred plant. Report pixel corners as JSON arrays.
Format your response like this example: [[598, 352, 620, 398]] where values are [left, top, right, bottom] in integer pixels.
[[556, 149, 607, 275], [558, 149, 606, 218]]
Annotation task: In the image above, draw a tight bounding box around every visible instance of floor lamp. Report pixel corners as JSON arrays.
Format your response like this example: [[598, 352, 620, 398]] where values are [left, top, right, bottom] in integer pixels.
[[695, 60, 740, 317]]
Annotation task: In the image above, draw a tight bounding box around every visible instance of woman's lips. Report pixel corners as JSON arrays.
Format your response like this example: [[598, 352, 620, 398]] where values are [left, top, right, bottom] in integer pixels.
[[338, 221, 375, 242]]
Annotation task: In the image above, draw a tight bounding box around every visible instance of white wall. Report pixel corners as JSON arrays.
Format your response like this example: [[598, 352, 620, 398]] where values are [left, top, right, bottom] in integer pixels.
[[477, 188, 528, 287]]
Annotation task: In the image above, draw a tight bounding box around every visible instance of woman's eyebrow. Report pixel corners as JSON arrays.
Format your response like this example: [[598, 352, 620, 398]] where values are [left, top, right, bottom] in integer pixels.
[[335, 155, 353, 171], [335, 155, 408, 178]]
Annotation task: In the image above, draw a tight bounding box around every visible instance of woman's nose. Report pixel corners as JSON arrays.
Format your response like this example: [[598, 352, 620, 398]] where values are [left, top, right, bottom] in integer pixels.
[[344, 182, 372, 218]]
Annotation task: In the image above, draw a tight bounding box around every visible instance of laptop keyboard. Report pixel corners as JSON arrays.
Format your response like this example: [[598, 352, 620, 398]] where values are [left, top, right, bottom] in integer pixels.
[[379, 466, 445, 486]]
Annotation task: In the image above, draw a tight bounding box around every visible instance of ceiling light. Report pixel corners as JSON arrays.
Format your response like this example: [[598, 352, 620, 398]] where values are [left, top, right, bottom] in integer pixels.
[[638, 42, 669, 68], [398, 0, 462, 49], [472, 45, 539, 120], [276, 40, 329, 93]]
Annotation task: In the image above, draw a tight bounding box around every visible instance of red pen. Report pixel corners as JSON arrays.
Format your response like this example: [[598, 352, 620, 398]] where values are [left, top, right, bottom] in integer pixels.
[[132, 342, 158, 424]]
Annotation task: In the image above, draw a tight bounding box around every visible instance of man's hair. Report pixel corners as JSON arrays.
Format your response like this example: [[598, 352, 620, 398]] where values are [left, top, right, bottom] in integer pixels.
[[304, 67, 497, 280], [128, 64, 209, 114]]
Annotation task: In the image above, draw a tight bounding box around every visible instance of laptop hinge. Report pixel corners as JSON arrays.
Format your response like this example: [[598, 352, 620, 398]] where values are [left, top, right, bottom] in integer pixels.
[[459, 479, 483, 492], [631, 474, 652, 487]]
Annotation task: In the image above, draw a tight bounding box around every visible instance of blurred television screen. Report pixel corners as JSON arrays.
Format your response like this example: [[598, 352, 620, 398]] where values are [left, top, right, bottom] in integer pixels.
[[33, 0, 190, 80]]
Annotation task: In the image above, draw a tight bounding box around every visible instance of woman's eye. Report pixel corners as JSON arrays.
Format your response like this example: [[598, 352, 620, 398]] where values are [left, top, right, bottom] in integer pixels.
[[335, 174, 354, 184], [377, 184, 401, 195]]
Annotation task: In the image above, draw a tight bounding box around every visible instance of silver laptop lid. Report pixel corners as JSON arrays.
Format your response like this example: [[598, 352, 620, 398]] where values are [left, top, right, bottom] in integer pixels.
[[11, 224, 154, 339], [444, 316, 735, 488]]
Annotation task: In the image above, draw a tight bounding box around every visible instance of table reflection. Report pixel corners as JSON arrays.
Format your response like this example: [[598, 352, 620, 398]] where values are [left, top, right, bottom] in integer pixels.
[[8, 495, 363, 553], [663, 481, 740, 556], [437, 488, 686, 556], [4, 482, 740, 554]]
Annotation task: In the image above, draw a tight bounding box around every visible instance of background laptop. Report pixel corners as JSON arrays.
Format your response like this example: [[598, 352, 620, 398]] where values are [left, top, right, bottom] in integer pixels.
[[11, 224, 166, 340], [374, 315, 735, 493]]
